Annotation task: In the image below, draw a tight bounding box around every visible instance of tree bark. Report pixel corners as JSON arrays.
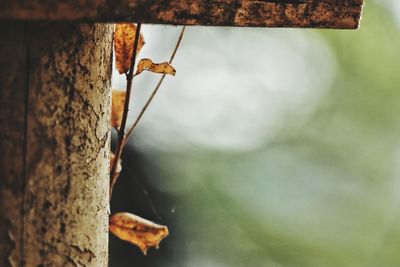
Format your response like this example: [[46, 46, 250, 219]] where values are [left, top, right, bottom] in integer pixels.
[[0, 23, 112, 266]]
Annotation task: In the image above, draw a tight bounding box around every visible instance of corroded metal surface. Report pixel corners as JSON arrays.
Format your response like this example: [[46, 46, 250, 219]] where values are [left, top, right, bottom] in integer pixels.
[[0, 0, 364, 29]]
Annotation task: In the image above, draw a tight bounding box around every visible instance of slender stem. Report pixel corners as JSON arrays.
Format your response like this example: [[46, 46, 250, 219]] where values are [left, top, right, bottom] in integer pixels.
[[169, 26, 186, 63], [110, 23, 142, 199], [123, 26, 186, 146]]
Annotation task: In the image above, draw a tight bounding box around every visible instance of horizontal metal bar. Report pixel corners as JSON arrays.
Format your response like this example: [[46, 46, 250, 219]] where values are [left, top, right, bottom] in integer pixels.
[[0, 0, 364, 29]]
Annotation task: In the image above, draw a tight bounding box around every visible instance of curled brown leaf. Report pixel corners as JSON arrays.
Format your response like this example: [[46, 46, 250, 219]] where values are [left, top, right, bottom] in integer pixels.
[[109, 212, 169, 255], [111, 89, 126, 129], [136, 58, 176, 76], [110, 152, 122, 178], [114, 23, 145, 74]]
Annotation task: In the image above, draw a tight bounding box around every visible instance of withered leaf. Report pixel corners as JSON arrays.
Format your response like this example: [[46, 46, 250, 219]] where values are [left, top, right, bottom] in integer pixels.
[[136, 58, 176, 76], [110, 152, 122, 178], [114, 23, 145, 74], [109, 212, 169, 255], [111, 89, 126, 129]]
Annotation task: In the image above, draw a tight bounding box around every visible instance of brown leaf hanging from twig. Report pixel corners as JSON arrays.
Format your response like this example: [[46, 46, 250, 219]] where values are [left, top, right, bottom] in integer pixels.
[[110, 152, 122, 178], [111, 89, 126, 129], [136, 58, 176, 76], [109, 212, 169, 255], [114, 23, 145, 74]]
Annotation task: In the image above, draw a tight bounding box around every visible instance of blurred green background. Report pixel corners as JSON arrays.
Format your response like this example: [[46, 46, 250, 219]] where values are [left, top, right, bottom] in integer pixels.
[[110, 1, 400, 266]]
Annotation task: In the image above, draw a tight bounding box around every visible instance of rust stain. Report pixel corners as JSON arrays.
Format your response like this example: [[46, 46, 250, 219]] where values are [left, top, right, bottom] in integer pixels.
[[0, 0, 364, 29]]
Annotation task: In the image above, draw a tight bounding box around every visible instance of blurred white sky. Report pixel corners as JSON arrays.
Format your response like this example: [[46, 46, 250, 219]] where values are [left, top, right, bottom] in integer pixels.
[[112, 26, 336, 152], [378, 0, 400, 26]]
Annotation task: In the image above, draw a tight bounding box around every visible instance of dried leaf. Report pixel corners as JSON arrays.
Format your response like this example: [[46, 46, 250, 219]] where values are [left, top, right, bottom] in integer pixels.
[[109, 212, 169, 255], [111, 89, 126, 129], [110, 152, 122, 178], [114, 23, 145, 74], [136, 58, 176, 76]]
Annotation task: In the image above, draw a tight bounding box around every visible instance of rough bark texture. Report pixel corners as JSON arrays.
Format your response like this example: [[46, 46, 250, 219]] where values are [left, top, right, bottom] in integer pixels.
[[0, 0, 364, 29], [0, 23, 112, 266]]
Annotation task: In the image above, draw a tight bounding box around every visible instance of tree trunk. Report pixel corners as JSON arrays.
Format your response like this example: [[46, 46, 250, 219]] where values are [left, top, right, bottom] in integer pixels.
[[0, 23, 112, 266]]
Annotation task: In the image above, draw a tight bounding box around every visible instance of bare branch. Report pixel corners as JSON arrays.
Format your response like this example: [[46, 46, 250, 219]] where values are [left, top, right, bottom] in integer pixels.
[[123, 26, 186, 146], [110, 23, 142, 199]]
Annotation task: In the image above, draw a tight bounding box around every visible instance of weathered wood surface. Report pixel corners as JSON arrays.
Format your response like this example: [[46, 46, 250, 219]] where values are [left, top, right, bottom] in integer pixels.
[[0, 0, 364, 29], [0, 23, 112, 267]]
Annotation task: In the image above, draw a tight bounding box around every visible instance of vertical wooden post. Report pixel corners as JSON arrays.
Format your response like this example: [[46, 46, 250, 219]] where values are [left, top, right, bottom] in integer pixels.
[[0, 23, 112, 266]]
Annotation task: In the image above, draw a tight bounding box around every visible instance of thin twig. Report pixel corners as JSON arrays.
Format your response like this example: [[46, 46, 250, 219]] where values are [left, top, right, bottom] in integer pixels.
[[123, 26, 186, 146], [110, 23, 142, 199]]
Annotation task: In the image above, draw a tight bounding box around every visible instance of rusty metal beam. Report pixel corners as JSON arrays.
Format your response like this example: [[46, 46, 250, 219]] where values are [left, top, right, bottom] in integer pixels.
[[0, 0, 364, 29]]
